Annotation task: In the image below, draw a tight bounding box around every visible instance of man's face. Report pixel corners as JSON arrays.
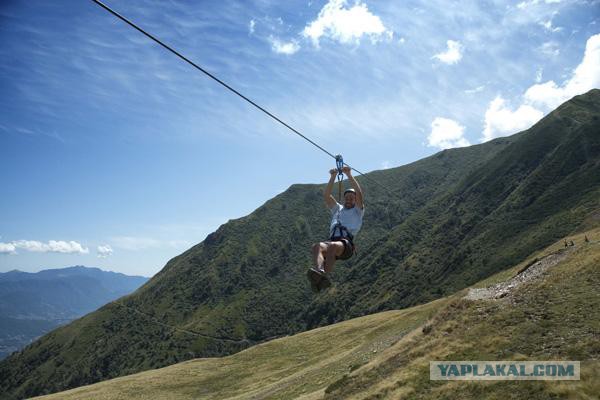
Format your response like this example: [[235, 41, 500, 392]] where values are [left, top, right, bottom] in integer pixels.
[[344, 192, 356, 208]]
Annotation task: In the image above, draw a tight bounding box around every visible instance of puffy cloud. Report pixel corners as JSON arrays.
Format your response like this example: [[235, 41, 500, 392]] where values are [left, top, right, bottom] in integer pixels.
[[302, 0, 392, 47], [480, 34, 599, 142], [249, 19, 256, 35], [481, 97, 544, 142], [11, 240, 89, 254], [0, 243, 16, 255], [97, 245, 113, 258], [427, 117, 470, 150], [524, 33, 600, 110], [432, 40, 463, 65], [268, 36, 300, 55]]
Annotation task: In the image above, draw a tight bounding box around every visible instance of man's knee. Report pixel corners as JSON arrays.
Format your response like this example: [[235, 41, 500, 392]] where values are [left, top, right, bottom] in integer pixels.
[[327, 241, 344, 256], [312, 242, 325, 252]]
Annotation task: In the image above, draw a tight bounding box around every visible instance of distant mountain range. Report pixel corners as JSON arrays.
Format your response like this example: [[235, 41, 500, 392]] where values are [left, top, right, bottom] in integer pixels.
[[0, 266, 148, 359], [1, 89, 598, 399]]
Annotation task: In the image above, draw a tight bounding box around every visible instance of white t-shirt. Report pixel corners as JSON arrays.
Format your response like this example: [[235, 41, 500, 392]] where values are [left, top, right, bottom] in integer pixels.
[[329, 202, 365, 238]]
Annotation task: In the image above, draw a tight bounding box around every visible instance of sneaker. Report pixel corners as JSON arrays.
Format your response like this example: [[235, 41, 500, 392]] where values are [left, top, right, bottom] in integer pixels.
[[309, 278, 320, 293], [317, 272, 332, 291], [309, 266, 325, 274]]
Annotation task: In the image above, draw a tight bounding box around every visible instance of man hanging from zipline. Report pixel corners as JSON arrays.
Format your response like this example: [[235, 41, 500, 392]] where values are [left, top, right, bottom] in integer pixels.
[[307, 163, 364, 292]]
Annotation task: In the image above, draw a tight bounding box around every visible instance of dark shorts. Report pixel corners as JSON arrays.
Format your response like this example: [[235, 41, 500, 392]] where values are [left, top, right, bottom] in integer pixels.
[[328, 237, 354, 260]]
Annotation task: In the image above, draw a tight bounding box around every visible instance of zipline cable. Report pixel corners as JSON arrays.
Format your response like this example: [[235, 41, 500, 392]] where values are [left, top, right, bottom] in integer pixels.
[[90, 0, 397, 197], [90, 0, 335, 159]]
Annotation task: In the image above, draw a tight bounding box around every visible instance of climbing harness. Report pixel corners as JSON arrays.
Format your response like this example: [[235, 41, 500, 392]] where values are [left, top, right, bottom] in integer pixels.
[[330, 222, 353, 242], [329, 222, 356, 260]]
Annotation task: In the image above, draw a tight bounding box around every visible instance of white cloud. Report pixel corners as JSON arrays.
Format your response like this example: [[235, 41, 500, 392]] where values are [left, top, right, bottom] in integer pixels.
[[302, 0, 392, 47], [11, 240, 89, 254], [535, 68, 543, 83], [540, 15, 562, 32], [524, 33, 600, 110], [427, 117, 470, 150], [465, 85, 485, 94], [540, 41, 560, 57], [432, 40, 463, 65], [380, 160, 392, 169], [249, 19, 256, 35], [97, 245, 113, 258], [517, 0, 561, 9], [480, 34, 599, 142], [0, 243, 16, 255], [481, 97, 544, 142], [517, 0, 538, 9], [268, 36, 300, 55], [507, 0, 567, 30]]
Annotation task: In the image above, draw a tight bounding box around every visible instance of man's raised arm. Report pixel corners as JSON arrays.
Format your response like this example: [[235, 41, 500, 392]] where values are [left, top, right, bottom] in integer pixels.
[[324, 169, 338, 209], [342, 166, 364, 209]]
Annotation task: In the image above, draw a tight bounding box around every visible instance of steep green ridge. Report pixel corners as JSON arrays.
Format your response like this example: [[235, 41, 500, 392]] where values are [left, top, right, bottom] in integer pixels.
[[1, 90, 599, 399], [32, 229, 600, 399]]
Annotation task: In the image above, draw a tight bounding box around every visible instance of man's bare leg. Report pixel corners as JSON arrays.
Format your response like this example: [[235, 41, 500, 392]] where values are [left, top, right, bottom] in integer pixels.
[[311, 242, 327, 269], [324, 242, 344, 273]]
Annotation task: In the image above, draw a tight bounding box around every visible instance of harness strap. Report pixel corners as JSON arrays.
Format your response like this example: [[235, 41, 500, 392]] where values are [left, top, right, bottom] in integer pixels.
[[330, 222, 354, 244]]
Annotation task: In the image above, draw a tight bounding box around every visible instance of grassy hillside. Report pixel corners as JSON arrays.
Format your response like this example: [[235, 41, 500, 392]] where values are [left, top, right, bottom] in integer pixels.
[[33, 228, 600, 400], [1, 90, 599, 399]]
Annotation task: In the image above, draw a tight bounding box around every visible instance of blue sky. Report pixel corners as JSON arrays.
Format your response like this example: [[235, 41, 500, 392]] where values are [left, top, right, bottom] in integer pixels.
[[1, 0, 599, 276]]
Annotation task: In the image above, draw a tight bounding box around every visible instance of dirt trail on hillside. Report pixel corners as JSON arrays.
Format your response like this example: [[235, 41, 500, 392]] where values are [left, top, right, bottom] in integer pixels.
[[464, 248, 573, 301]]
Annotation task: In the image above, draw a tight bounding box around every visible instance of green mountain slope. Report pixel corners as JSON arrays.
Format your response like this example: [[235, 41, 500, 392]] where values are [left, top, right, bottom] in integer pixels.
[[1, 89, 599, 399], [32, 229, 600, 400], [318, 88, 600, 320]]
